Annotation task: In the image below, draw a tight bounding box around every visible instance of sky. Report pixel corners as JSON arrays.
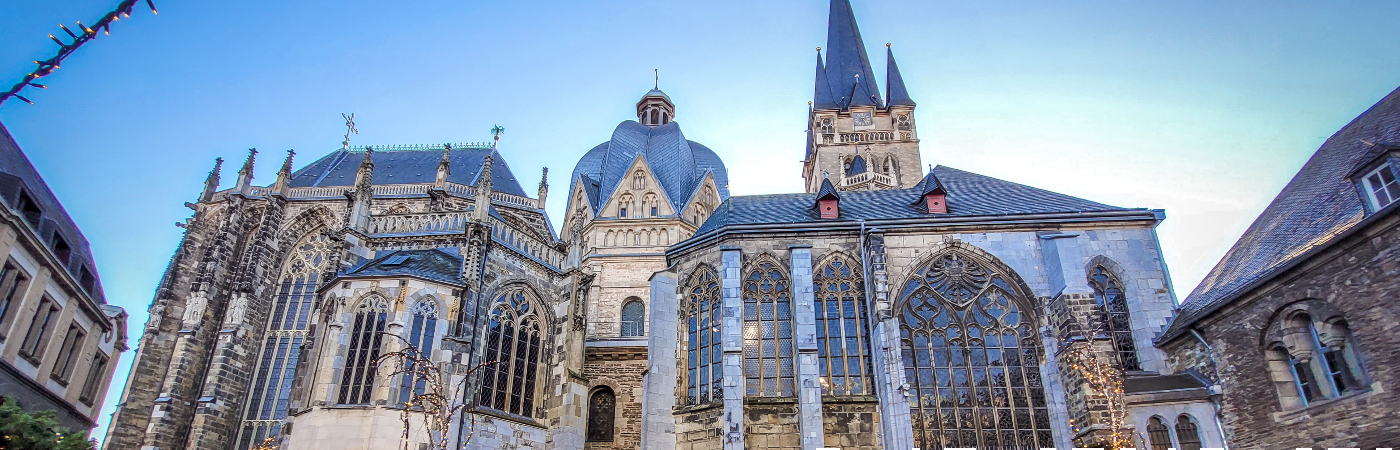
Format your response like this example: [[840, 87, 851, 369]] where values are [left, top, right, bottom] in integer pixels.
[[4, 0, 1400, 445]]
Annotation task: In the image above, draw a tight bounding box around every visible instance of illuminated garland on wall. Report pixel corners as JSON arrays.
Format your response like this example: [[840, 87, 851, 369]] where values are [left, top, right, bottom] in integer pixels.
[[0, 0, 157, 105]]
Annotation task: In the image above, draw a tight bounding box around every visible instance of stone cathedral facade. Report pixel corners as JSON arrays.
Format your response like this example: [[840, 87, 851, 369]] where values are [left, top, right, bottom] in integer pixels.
[[106, 1, 1224, 449]]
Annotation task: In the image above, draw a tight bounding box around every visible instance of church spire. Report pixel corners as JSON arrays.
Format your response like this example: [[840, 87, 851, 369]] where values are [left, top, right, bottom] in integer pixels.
[[885, 44, 915, 107], [824, 0, 882, 109], [474, 153, 495, 221], [235, 148, 256, 195], [813, 48, 839, 110], [199, 157, 223, 203], [272, 150, 295, 196]]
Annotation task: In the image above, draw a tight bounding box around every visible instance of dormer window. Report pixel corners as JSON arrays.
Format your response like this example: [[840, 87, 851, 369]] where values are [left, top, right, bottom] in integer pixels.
[[51, 233, 71, 266], [16, 191, 41, 228], [1363, 165, 1400, 209]]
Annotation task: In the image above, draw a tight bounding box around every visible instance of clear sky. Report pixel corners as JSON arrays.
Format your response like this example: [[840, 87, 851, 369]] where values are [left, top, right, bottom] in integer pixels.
[[4, 0, 1400, 444]]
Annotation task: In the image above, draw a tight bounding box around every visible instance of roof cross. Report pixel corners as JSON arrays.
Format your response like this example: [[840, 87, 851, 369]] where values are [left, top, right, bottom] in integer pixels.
[[654, 69, 659, 89], [341, 113, 359, 149]]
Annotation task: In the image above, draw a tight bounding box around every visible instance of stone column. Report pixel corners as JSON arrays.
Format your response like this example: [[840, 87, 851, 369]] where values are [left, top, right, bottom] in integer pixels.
[[719, 249, 745, 450], [788, 246, 825, 449], [640, 270, 678, 450], [864, 232, 915, 450]]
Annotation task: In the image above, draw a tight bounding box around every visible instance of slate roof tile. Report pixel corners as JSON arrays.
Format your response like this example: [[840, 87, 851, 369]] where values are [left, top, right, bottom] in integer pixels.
[[289, 147, 528, 197]]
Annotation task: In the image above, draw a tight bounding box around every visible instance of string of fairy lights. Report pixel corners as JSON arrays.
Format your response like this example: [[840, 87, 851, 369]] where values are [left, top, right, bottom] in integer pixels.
[[1057, 306, 1143, 449], [0, 0, 157, 106], [373, 332, 499, 450]]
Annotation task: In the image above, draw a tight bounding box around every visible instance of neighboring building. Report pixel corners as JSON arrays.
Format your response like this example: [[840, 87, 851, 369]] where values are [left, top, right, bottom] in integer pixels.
[[1155, 86, 1400, 448], [0, 120, 129, 432], [105, 1, 1212, 450]]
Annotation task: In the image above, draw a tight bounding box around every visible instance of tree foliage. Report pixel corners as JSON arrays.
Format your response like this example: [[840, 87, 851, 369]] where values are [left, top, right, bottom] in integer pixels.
[[0, 397, 95, 450]]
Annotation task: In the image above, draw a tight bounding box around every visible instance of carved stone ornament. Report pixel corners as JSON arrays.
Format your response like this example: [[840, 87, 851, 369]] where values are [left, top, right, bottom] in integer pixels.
[[183, 291, 209, 327], [224, 293, 248, 325]]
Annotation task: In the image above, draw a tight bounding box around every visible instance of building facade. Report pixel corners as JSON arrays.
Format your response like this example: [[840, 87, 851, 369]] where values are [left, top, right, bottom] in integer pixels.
[[104, 1, 1253, 449], [0, 121, 128, 433], [1155, 86, 1400, 448]]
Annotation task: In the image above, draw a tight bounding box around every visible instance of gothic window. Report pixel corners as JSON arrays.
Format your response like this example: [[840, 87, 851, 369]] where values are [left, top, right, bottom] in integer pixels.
[[1174, 415, 1203, 450], [239, 230, 333, 450], [1263, 307, 1370, 410], [338, 296, 389, 405], [813, 254, 871, 395], [478, 289, 542, 417], [642, 193, 658, 217], [1146, 416, 1173, 450], [742, 258, 795, 397], [684, 265, 722, 405], [586, 387, 616, 442], [819, 116, 834, 134], [398, 300, 439, 405], [619, 194, 633, 218], [899, 249, 1052, 450], [896, 113, 912, 131], [1363, 165, 1400, 209], [633, 170, 645, 190], [620, 299, 645, 337], [1088, 265, 1141, 371]]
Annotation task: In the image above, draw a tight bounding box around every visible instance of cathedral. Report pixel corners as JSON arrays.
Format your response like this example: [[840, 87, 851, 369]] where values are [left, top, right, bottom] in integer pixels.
[[104, 1, 1219, 449]]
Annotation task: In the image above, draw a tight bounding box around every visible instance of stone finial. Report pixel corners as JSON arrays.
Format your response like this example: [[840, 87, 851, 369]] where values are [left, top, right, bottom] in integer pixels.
[[199, 157, 223, 203], [537, 167, 549, 209], [273, 150, 295, 196], [474, 153, 495, 221], [235, 148, 257, 195], [435, 144, 452, 187]]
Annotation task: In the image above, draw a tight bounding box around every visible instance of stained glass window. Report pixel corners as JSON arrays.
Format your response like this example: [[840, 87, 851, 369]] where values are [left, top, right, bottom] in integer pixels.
[[684, 265, 722, 405], [398, 300, 439, 405], [1146, 416, 1172, 450], [813, 255, 870, 395], [477, 289, 541, 417], [1175, 415, 1202, 450], [338, 296, 389, 404], [586, 388, 616, 442], [900, 250, 1053, 450], [620, 299, 645, 337], [239, 231, 333, 449], [743, 258, 795, 397], [1088, 265, 1140, 371]]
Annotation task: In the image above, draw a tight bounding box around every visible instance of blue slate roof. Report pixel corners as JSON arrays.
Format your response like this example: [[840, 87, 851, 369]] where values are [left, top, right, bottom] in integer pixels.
[[822, 0, 883, 109], [569, 120, 729, 214], [343, 248, 463, 286], [688, 165, 1130, 237], [916, 168, 945, 196], [885, 46, 916, 107], [814, 52, 840, 110], [288, 146, 528, 197], [1161, 85, 1400, 341]]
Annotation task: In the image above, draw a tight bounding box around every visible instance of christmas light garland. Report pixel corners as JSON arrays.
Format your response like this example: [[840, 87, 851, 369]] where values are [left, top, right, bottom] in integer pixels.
[[0, 0, 157, 105]]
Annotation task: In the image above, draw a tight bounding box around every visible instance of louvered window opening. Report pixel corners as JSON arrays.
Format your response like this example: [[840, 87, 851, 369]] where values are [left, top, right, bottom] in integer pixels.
[[398, 301, 439, 405], [900, 251, 1053, 450], [338, 297, 389, 405], [685, 266, 722, 405], [742, 260, 795, 397], [814, 256, 871, 395], [238, 231, 333, 450], [586, 388, 616, 442], [1088, 265, 1141, 371], [477, 290, 541, 417], [620, 300, 645, 337]]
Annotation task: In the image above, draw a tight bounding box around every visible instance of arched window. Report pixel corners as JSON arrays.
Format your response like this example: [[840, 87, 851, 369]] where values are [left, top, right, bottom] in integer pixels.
[[339, 296, 390, 405], [618, 194, 633, 218], [1174, 415, 1202, 450], [586, 387, 615, 442], [813, 254, 870, 395], [900, 249, 1051, 450], [620, 299, 645, 337], [239, 230, 333, 450], [633, 170, 645, 190], [743, 258, 794, 397], [1088, 265, 1140, 370], [478, 289, 542, 417], [643, 193, 658, 217], [1263, 305, 1370, 409], [398, 300, 439, 405], [1146, 416, 1172, 450], [684, 265, 721, 405]]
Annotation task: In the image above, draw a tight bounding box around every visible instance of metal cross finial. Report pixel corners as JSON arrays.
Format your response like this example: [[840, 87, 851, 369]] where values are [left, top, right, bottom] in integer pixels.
[[341, 113, 359, 149], [654, 69, 659, 90]]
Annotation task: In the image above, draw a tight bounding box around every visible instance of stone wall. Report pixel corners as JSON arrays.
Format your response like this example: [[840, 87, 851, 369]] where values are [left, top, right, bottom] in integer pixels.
[[584, 354, 646, 449], [821, 398, 881, 450], [742, 400, 799, 450], [674, 405, 722, 450], [1160, 209, 1400, 448]]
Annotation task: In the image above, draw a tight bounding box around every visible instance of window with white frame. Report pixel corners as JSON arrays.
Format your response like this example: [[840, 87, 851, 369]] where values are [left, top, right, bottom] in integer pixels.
[[1364, 164, 1400, 209]]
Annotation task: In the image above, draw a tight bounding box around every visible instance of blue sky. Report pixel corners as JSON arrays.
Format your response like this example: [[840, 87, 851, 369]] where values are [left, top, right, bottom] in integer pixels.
[[4, 0, 1400, 444]]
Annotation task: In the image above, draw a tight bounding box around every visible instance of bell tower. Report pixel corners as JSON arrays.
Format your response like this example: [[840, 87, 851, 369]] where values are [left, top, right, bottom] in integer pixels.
[[638, 88, 674, 126], [803, 0, 922, 193]]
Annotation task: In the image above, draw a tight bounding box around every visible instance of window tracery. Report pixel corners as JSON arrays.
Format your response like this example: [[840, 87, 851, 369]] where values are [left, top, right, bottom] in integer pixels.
[[238, 230, 333, 450], [586, 388, 616, 442], [813, 254, 870, 395], [743, 258, 795, 397], [684, 265, 722, 405], [1088, 265, 1140, 371], [899, 249, 1051, 450], [339, 296, 389, 405], [478, 289, 542, 417], [1174, 415, 1202, 450], [398, 300, 439, 404]]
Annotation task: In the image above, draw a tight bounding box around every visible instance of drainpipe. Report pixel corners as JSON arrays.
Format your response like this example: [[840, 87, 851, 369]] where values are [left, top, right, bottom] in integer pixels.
[[1189, 328, 1229, 449]]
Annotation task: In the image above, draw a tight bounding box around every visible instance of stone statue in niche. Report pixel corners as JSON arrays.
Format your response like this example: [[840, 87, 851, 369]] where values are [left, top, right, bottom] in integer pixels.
[[224, 293, 248, 326], [182, 291, 208, 327]]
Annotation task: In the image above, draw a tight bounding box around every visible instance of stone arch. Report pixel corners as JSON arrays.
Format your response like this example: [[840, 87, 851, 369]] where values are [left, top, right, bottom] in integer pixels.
[[483, 280, 556, 330], [1258, 298, 1348, 349], [276, 205, 339, 251], [894, 240, 1038, 315], [1085, 254, 1130, 286], [404, 290, 448, 318]]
